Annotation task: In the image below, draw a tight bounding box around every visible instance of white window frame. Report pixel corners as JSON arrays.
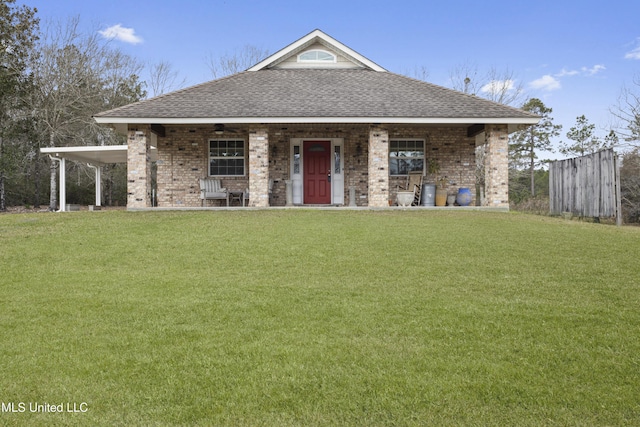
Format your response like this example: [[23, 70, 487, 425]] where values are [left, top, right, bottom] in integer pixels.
[[208, 139, 246, 177], [389, 139, 425, 176], [297, 49, 337, 63]]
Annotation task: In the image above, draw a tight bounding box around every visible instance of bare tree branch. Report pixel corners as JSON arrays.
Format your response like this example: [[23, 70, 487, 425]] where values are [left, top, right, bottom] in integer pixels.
[[610, 73, 640, 149], [147, 60, 187, 98], [449, 62, 525, 106], [205, 45, 270, 78]]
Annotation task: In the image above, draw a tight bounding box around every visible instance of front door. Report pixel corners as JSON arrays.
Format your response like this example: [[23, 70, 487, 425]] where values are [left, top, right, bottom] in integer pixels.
[[303, 141, 331, 204]]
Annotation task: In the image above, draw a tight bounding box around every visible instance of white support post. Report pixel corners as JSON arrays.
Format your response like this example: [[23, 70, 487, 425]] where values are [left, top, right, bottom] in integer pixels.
[[59, 157, 66, 212], [87, 163, 102, 207], [96, 165, 101, 207], [49, 155, 66, 212]]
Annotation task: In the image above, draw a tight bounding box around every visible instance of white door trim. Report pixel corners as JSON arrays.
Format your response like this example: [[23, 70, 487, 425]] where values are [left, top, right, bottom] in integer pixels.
[[290, 138, 344, 205]]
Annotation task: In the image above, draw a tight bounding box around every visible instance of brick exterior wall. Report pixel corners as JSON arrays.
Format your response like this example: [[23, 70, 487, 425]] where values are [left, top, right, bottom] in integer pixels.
[[155, 127, 207, 207], [484, 124, 509, 208], [368, 128, 389, 207], [248, 128, 269, 207], [388, 126, 477, 205], [150, 124, 483, 208], [127, 128, 152, 208]]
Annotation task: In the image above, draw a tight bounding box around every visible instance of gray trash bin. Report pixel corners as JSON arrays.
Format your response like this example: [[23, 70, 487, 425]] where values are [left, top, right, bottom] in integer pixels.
[[421, 184, 436, 206]]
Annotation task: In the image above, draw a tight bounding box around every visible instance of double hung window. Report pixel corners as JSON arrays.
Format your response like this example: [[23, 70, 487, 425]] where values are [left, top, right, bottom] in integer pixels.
[[389, 139, 425, 176], [209, 140, 245, 176]]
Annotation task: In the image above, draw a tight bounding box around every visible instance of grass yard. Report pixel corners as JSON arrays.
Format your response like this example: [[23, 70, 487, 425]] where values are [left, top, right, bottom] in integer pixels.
[[0, 210, 639, 426]]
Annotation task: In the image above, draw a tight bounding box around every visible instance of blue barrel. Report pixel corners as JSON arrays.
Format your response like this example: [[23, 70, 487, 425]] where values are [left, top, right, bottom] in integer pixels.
[[456, 187, 472, 206]]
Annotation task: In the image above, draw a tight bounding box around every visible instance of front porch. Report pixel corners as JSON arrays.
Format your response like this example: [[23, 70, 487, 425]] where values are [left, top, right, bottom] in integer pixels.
[[127, 122, 509, 210]]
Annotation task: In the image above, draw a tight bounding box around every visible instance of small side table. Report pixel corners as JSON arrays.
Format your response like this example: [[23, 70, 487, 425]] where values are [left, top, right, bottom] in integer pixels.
[[228, 190, 245, 207]]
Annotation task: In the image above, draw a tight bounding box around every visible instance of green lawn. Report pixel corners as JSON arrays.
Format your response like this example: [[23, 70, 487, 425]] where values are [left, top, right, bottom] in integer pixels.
[[1, 210, 639, 426]]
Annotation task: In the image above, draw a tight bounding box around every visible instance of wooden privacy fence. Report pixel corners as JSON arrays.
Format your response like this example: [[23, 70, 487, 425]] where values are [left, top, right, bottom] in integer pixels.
[[549, 149, 622, 224]]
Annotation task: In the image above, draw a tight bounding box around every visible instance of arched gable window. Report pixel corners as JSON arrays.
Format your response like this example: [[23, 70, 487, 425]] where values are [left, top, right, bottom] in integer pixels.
[[297, 49, 336, 63]]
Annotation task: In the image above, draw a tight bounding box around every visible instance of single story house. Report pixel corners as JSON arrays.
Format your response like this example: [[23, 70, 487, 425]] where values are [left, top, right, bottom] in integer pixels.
[[82, 30, 538, 209]]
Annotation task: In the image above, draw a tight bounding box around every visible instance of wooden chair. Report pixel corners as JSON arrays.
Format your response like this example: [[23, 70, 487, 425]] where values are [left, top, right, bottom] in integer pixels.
[[199, 178, 228, 206], [406, 171, 423, 206]]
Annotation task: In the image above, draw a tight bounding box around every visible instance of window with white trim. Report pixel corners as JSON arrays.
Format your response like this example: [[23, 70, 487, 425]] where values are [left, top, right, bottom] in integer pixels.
[[389, 139, 425, 176], [298, 49, 336, 63], [209, 139, 245, 176]]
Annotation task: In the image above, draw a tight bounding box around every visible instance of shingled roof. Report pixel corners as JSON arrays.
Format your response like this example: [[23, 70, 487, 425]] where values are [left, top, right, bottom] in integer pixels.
[[94, 68, 538, 124], [94, 30, 538, 128]]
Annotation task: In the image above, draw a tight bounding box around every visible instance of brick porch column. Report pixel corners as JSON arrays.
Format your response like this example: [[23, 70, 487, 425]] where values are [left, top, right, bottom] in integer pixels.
[[368, 127, 389, 207], [127, 127, 152, 209], [249, 127, 269, 207], [484, 124, 509, 208]]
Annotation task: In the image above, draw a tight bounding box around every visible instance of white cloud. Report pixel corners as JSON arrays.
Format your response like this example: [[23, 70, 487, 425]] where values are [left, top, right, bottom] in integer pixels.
[[556, 68, 579, 77], [529, 74, 561, 91], [98, 24, 143, 44], [625, 40, 640, 60], [480, 79, 515, 95], [554, 65, 604, 78], [528, 63, 606, 93], [582, 64, 606, 75]]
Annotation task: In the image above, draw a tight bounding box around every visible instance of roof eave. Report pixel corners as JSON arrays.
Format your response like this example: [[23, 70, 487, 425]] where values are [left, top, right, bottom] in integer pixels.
[[94, 116, 540, 125]]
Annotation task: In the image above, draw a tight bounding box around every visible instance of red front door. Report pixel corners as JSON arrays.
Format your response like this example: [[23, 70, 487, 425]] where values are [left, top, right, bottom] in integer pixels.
[[304, 141, 331, 204]]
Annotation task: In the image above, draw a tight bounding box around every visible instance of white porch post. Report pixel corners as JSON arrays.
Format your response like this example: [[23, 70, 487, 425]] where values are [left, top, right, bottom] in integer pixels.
[[367, 127, 389, 207], [87, 164, 102, 207], [95, 165, 101, 207], [48, 156, 67, 212], [59, 157, 66, 212], [484, 124, 509, 208], [127, 128, 152, 209], [248, 127, 269, 207]]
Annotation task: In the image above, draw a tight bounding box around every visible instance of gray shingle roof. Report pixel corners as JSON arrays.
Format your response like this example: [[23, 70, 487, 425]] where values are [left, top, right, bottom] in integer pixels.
[[94, 69, 538, 121]]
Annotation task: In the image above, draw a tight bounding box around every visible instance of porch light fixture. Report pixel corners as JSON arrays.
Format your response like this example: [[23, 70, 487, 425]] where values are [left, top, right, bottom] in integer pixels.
[[214, 124, 225, 135]]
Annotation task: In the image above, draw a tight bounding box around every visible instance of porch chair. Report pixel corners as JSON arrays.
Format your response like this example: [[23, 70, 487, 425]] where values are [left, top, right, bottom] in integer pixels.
[[406, 171, 424, 206], [199, 178, 228, 206]]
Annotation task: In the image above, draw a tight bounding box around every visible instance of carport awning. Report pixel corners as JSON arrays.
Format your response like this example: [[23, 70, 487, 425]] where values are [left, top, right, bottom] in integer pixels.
[[40, 144, 157, 212], [40, 145, 157, 165]]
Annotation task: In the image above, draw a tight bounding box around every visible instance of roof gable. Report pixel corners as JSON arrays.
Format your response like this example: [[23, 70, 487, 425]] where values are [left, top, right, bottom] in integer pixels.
[[247, 29, 386, 72]]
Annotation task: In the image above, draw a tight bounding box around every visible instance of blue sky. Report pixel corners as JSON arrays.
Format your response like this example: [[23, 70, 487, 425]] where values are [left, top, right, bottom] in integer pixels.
[[19, 0, 640, 159]]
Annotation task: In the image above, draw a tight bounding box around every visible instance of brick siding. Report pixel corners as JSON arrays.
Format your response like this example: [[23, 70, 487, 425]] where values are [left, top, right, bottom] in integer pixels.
[[127, 128, 152, 208]]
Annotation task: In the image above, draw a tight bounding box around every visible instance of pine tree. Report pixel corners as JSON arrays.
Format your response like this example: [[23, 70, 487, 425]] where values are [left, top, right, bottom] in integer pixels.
[[559, 115, 605, 156], [510, 98, 561, 196]]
